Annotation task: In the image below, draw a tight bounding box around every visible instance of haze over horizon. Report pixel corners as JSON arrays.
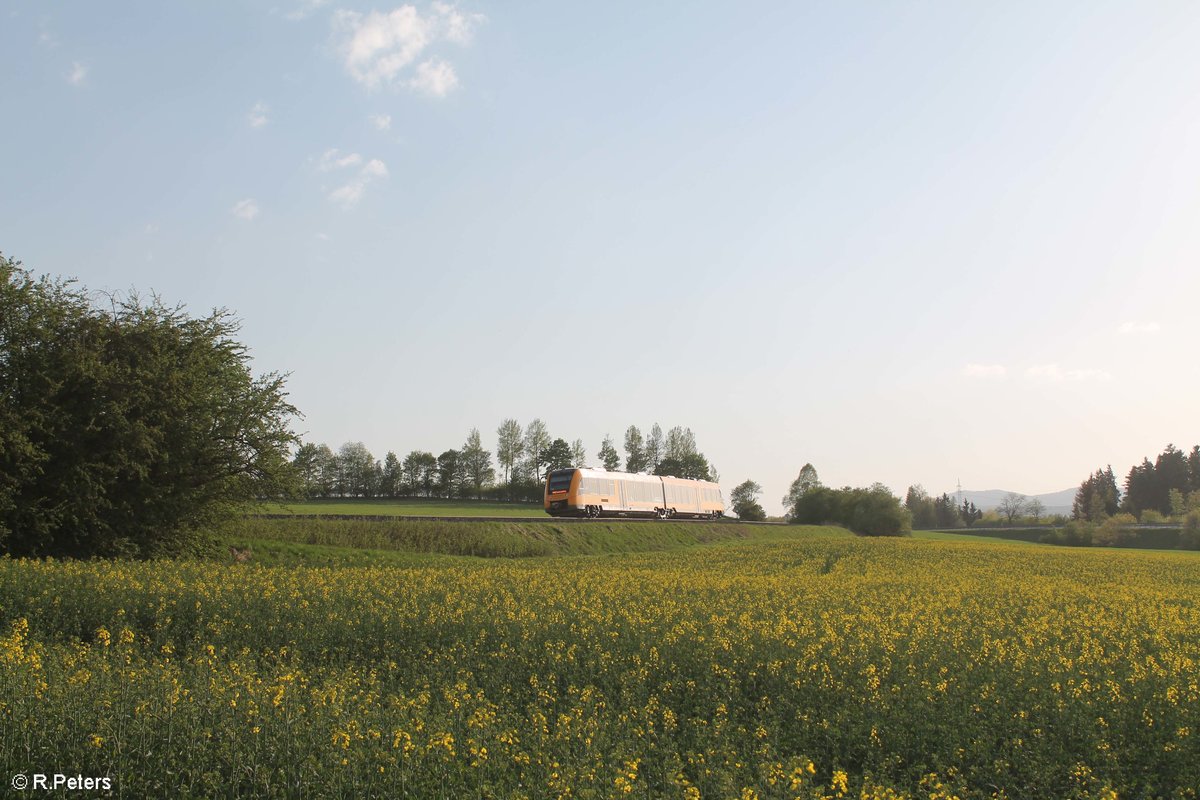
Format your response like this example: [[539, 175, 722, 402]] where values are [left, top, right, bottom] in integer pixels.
[[4, 1, 1198, 514]]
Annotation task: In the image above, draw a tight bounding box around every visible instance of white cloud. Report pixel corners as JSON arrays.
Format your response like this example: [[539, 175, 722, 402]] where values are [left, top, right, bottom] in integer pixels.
[[317, 148, 363, 171], [324, 156, 389, 208], [1025, 364, 1112, 382], [362, 159, 389, 178], [1118, 321, 1161, 335], [332, 3, 482, 94], [329, 183, 364, 207], [961, 363, 1006, 379], [432, 1, 485, 44], [231, 199, 260, 221], [370, 113, 392, 131], [248, 101, 269, 128], [285, 0, 330, 21], [407, 58, 458, 96], [67, 61, 87, 86]]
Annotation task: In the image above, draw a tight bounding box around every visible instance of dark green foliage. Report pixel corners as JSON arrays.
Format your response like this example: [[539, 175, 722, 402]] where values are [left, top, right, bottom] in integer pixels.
[[905, 485, 936, 529], [654, 452, 714, 481], [1073, 466, 1120, 521], [933, 493, 961, 528], [790, 484, 911, 536], [1182, 513, 1200, 550], [0, 255, 299, 558], [436, 449, 464, 498], [960, 499, 982, 526], [597, 435, 621, 471], [623, 425, 647, 473], [542, 438, 573, 473], [459, 428, 494, 500], [906, 487, 963, 530], [782, 463, 821, 512], [730, 480, 766, 521], [1121, 445, 1198, 517]]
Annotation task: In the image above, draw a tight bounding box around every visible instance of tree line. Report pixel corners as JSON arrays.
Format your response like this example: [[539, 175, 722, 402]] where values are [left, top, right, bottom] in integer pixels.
[[291, 422, 717, 503], [1074, 444, 1200, 522]]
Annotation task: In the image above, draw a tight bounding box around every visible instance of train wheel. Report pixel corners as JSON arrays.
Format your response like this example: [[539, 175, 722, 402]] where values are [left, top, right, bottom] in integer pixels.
[[587, 505, 601, 518], [655, 507, 668, 520]]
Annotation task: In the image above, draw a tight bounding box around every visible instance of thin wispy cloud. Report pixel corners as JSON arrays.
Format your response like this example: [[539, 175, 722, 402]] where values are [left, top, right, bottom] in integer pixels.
[[230, 199, 260, 221], [332, 3, 483, 94], [285, 0, 330, 21], [1118, 321, 1161, 335], [248, 101, 270, 128], [67, 62, 88, 86], [370, 113, 392, 131], [317, 148, 363, 171], [961, 363, 1006, 379], [1025, 364, 1112, 382], [315, 150, 389, 208]]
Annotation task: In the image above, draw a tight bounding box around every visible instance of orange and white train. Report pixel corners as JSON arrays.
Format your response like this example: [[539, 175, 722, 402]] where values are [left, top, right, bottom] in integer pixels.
[[544, 467, 724, 519]]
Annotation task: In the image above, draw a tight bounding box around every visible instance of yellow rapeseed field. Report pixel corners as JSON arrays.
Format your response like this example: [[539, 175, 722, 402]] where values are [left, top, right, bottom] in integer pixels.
[[1, 537, 1197, 798]]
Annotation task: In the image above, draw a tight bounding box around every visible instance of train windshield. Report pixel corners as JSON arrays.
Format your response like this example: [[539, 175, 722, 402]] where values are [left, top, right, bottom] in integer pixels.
[[547, 470, 575, 492]]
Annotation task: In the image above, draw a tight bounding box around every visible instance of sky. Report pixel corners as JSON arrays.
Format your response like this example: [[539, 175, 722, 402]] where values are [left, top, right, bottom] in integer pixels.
[[3, 1, 1199, 515]]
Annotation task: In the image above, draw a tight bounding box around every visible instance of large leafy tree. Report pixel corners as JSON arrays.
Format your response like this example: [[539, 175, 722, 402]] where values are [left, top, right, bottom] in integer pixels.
[[460, 428, 494, 499], [522, 419, 550, 482], [1074, 466, 1119, 521], [337, 442, 377, 498], [437, 449, 464, 499], [623, 425, 647, 473], [1, 255, 300, 557], [380, 451, 402, 498], [495, 418, 523, 489], [997, 493, 1027, 525], [904, 485, 937, 530], [542, 438, 574, 473], [401, 450, 435, 497], [782, 463, 821, 515], [654, 453, 714, 481], [730, 480, 766, 521], [644, 423, 663, 472], [597, 435, 621, 471]]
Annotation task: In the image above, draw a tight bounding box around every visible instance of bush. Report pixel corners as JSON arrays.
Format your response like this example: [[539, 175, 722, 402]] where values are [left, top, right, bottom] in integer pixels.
[[790, 485, 911, 536], [1182, 513, 1200, 551], [1041, 521, 1095, 547], [1, 256, 300, 558], [1094, 513, 1138, 547]]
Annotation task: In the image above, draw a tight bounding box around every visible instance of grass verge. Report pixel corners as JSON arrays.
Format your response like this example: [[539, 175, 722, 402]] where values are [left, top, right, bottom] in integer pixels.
[[218, 517, 850, 562]]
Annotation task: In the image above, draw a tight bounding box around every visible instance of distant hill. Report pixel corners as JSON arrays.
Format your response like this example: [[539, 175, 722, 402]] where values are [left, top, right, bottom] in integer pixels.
[[950, 487, 1076, 515]]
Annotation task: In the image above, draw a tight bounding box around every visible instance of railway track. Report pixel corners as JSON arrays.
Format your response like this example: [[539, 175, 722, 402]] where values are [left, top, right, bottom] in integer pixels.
[[248, 513, 786, 526]]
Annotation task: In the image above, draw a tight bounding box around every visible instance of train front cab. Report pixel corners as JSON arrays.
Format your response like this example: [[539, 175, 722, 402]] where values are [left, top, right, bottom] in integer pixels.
[[544, 469, 582, 516]]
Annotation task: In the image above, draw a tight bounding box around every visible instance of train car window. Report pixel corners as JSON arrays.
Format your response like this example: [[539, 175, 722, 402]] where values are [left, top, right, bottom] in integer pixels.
[[548, 470, 575, 492]]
